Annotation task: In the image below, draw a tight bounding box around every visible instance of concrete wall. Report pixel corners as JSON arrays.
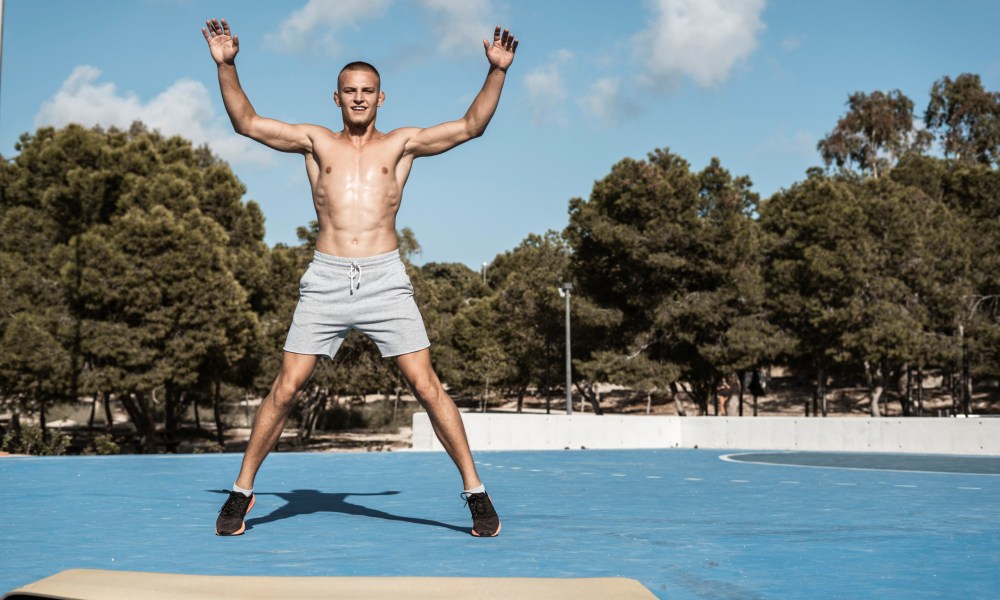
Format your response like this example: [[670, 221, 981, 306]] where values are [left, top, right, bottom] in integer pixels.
[[411, 412, 1000, 455]]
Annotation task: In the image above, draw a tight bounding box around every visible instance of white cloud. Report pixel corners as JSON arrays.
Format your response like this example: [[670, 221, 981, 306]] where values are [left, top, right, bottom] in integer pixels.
[[419, 0, 495, 55], [265, 0, 391, 55], [637, 0, 766, 88], [523, 49, 572, 125], [35, 65, 272, 167], [578, 77, 639, 125]]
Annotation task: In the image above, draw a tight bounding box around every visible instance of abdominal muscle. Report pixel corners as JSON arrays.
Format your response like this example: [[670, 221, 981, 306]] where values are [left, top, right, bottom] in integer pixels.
[[304, 134, 411, 258]]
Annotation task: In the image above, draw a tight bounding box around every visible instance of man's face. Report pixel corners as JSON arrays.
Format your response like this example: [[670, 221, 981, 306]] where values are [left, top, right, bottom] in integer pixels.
[[334, 69, 383, 128]]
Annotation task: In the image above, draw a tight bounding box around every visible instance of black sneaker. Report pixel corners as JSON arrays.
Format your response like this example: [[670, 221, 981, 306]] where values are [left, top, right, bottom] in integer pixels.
[[215, 490, 255, 536], [462, 491, 501, 537]]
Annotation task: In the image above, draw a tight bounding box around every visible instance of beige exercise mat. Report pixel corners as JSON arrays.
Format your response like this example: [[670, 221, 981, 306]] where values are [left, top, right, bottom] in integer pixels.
[[4, 569, 657, 600]]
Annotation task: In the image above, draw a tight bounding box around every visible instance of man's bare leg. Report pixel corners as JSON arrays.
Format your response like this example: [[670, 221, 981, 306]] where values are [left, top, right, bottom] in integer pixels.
[[395, 348, 481, 490], [235, 351, 319, 489]]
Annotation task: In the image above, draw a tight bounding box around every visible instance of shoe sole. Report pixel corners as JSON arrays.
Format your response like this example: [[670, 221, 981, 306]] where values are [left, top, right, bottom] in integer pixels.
[[471, 520, 501, 537], [215, 494, 255, 536]]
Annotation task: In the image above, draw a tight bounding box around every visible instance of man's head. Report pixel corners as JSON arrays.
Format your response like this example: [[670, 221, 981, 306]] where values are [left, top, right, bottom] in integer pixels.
[[335, 61, 384, 129]]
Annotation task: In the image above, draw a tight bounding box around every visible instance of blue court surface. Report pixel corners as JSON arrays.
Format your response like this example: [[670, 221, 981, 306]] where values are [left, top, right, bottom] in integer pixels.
[[2, 448, 999, 599]]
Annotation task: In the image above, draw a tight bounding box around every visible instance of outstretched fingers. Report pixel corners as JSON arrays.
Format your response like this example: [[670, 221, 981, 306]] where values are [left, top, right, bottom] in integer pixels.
[[494, 26, 518, 53], [203, 18, 227, 38]]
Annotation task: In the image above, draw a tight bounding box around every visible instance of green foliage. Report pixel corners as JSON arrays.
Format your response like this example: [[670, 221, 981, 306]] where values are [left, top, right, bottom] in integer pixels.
[[82, 433, 121, 456], [5, 72, 1000, 438], [925, 73, 1000, 166], [1, 425, 70, 456], [411, 260, 489, 386], [818, 90, 932, 178], [566, 150, 782, 412], [1, 123, 266, 450], [761, 163, 973, 413]]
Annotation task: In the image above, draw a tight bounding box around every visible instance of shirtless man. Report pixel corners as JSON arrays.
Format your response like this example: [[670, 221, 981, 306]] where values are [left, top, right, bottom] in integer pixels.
[[201, 17, 517, 538]]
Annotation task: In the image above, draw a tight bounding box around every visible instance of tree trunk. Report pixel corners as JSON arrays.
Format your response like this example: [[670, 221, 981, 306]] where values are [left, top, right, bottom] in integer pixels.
[[88, 394, 98, 430], [916, 364, 924, 417], [957, 324, 969, 415], [193, 393, 202, 431], [303, 388, 327, 442], [516, 381, 526, 414], [645, 393, 652, 415], [120, 392, 157, 453], [164, 382, 177, 440], [738, 371, 745, 417], [299, 386, 324, 443], [544, 355, 552, 415], [393, 386, 402, 423], [103, 391, 114, 430], [308, 389, 327, 440], [865, 360, 883, 418], [670, 382, 687, 417], [39, 400, 48, 442], [818, 367, 827, 417], [212, 381, 226, 446], [902, 364, 912, 417], [573, 381, 604, 415]]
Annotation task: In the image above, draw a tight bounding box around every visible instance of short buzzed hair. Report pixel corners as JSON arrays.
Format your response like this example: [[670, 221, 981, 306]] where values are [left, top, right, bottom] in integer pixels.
[[339, 61, 381, 88]]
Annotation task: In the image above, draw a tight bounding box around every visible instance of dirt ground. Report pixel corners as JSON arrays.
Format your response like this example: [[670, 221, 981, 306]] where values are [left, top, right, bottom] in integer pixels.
[[5, 376, 999, 456]]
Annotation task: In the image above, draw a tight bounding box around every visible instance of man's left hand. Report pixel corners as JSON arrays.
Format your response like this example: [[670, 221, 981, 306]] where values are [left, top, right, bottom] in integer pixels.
[[483, 26, 518, 71]]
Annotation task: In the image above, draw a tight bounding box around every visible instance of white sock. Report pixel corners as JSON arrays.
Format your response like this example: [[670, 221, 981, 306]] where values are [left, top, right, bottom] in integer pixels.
[[464, 484, 486, 495], [232, 483, 253, 497]]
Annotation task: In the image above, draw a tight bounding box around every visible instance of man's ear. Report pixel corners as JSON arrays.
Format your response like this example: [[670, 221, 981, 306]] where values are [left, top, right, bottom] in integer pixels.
[[334, 91, 342, 107], [378, 90, 385, 107]]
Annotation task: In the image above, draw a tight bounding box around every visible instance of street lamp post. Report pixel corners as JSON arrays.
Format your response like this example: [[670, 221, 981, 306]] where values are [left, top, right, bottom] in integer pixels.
[[559, 282, 574, 415]]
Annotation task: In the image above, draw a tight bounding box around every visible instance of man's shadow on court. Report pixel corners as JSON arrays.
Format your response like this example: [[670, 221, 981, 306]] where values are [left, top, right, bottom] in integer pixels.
[[208, 489, 467, 533]]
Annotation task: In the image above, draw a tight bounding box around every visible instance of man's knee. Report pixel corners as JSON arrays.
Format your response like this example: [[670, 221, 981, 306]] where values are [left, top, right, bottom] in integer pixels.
[[410, 373, 445, 405], [272, 371, 309, 409]]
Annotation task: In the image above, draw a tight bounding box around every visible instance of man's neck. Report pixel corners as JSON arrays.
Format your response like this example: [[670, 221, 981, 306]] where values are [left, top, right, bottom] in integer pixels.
[[342, 121, 379, 146]]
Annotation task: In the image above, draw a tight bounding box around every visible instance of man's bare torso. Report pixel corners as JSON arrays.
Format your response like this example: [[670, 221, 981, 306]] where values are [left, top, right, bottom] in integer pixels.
[[302, 126, 417, 258]]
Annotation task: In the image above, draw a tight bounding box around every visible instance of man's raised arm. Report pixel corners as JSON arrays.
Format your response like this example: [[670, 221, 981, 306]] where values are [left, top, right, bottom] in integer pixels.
[[202, 18, 312, 154], [403, 26, 519, 158]]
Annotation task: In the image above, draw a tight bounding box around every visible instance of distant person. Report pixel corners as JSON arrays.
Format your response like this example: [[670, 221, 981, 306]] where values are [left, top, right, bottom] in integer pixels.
[[717, 378, 731, 416], [202, 17, 518, 538]]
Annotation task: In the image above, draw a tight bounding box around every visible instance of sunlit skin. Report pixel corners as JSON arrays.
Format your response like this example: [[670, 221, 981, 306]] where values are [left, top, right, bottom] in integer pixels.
[[202, 18, 518, 497]]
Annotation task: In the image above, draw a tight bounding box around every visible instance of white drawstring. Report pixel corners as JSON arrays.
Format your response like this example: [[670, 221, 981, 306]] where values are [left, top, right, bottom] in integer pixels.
[[349, 262, 362, 294]]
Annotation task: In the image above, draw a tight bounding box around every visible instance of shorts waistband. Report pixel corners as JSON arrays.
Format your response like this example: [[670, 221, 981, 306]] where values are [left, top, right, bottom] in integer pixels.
[[312, 248, 402, 269]]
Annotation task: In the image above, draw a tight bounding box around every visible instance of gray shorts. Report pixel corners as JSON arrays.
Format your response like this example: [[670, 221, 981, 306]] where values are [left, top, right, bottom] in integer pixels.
[[283, 249, 430, 358]]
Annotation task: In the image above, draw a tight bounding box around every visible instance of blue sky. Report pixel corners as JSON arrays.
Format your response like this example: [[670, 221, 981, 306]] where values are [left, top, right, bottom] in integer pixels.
[[2, 0, 999, 269]]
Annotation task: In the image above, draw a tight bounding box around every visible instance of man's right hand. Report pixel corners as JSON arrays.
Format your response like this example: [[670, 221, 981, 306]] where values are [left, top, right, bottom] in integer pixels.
[[202, 18, 239, 66]]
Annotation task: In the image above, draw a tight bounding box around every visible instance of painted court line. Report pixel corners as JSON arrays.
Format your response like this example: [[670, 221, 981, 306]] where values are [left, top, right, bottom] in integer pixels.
[[719, 452, 1000, 477]]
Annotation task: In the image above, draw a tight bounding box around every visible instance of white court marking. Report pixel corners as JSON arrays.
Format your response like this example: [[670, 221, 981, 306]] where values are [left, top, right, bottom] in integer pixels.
[[719, 452, 1000, 477]]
